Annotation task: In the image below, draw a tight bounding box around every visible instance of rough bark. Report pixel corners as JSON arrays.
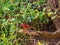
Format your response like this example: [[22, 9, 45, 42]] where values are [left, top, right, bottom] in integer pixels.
[[47, 0, 59, 11]]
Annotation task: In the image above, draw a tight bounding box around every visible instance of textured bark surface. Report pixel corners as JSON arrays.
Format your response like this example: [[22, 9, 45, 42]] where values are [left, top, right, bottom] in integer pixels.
[[47, 0, 59, 11], [18, 30, 60, 45]]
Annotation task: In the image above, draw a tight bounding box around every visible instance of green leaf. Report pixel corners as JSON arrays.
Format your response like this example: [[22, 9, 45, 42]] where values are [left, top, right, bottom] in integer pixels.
[[0, 42, 4, 45]]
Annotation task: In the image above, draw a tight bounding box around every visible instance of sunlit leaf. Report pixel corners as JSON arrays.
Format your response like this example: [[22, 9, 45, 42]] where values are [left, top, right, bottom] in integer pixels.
[[38, 40, 42, 45]]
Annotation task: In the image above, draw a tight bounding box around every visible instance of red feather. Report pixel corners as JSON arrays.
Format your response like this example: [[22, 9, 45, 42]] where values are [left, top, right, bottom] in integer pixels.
[[21, 23, 30, 30]]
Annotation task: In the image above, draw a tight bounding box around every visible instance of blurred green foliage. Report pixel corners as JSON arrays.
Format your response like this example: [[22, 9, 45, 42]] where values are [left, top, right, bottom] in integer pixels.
[[0, 0, 49, 45]]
